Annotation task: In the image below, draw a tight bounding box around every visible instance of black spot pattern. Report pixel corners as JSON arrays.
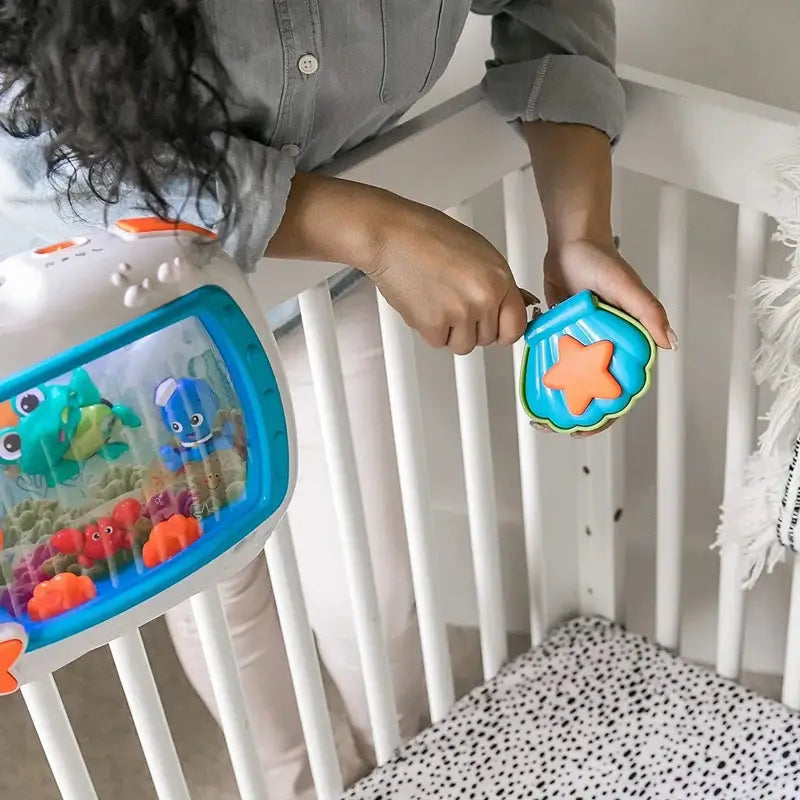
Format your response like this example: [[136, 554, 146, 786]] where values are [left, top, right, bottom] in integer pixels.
[[342, 617, 800, 799]]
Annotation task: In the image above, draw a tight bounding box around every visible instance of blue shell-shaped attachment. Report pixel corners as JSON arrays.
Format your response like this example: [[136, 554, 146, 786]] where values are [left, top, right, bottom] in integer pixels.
[[519, 290, 656, 433]]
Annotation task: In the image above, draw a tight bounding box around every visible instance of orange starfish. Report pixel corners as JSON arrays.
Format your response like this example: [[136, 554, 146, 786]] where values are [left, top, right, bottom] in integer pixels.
[[543, 335, 622, 416]]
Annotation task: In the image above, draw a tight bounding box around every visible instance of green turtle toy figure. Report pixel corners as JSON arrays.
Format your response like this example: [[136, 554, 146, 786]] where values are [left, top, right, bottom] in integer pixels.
[[0, 369, 141, 487]]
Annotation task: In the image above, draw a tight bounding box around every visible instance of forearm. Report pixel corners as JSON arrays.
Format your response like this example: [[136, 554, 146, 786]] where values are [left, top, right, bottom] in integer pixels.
[[523, 121, 615, 249], [265, 172, 392, 271], [265, 169, 528, 353]]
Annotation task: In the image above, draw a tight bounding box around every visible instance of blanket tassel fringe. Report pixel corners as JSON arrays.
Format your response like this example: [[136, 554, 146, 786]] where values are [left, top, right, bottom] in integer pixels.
[[714, 148, 800, 587]]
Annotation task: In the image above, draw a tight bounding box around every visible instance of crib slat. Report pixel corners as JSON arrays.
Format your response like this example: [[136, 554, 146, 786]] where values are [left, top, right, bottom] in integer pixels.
[[782, 555, 800, 709], [453, 347, 508, 679], [109, 629, 190, 800], [376, 293, 455, 722], [656, 185, 689, 652], [580, 427, 626, 622], [190, 587, 268, 800], [502, 168, 547, 644], [21, 676, 99, 800], [717, 207, 766, 679], [449, 203, 508, 680], [298, 284, 401, 761], [266, 519, 344, 798], [576, 186, 626, 624]]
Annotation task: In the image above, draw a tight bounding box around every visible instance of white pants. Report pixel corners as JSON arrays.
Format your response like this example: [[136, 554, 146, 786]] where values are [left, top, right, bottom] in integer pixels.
[[164, 280, 428, 798]]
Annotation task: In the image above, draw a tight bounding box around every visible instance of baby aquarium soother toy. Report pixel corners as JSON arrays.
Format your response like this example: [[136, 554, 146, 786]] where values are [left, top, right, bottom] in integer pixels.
[[0, 218, 295, 694], [519, 290, 656, 433]]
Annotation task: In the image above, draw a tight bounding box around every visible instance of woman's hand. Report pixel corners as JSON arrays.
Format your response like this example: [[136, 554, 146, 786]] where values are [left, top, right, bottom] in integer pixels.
[[524, 121, 676, 351], [366, 198, 527, 353], [267, 172, 529, 354], [543, 238, 676, 351], [524, 121, 677, 437]]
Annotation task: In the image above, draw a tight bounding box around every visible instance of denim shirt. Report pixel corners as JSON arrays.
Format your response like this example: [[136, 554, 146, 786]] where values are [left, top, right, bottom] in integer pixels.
[[0, 0, 624, 330]]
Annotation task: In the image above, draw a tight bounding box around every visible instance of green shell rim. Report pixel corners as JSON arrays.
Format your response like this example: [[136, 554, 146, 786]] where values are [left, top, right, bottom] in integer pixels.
[[518, 298, 657, 434]]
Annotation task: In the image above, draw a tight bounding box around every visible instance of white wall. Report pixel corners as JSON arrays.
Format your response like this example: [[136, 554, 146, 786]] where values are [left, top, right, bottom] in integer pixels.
[[408, 3, 797, 676], [616, 0, 800, 114]]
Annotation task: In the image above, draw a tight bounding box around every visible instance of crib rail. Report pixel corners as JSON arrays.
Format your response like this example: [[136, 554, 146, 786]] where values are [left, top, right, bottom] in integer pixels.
[[16, 68, 800, 799]]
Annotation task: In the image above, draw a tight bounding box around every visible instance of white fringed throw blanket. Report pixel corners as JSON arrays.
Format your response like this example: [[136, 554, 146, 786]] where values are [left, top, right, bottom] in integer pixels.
[[716, 148, 800, 586]]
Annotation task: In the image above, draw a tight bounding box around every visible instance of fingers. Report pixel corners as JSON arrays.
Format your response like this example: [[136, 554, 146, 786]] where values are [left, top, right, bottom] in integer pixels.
[[621, 286, 673, 350], [384, 270, 528, 355], [497, 289, 528, 346], [530, 418, 615, 438], [477, 310, 499, 348], [446, 324, 478, 356], [419, 323, 449, 349], [569, 418, 615, 438], [445, 285, 527, 355], [419, 310, 495, 353], [598, 255, 676, 350]]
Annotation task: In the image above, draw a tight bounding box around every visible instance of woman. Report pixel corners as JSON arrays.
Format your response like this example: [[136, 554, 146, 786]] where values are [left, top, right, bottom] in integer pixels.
[[0, 1, 675, 796]]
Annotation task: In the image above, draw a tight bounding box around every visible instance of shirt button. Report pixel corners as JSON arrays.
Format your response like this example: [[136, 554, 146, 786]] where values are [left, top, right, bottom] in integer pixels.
[[281, 143, 301, 158], [297, 54, 319, 75]]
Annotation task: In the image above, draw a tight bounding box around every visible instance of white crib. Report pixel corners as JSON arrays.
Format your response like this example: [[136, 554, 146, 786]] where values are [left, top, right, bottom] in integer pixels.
[[5, 64, 800, 799]]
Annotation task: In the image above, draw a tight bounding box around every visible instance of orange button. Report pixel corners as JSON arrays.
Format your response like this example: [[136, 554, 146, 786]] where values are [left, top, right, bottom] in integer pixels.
[[116, 217, 216, 239], [34, 238, 86, 255], [0, 637, 24, 695]]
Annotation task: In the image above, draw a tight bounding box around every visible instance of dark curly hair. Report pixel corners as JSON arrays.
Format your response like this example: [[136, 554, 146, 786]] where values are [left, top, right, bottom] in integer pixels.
[[0, 0, 239, 234]]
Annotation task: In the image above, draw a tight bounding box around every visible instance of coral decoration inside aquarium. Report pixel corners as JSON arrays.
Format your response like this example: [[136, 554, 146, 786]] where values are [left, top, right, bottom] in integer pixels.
[[0, 317, 249, 629]]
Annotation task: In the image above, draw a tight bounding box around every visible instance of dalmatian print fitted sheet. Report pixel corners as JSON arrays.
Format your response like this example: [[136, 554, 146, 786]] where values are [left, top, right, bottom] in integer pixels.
[[343, 617, 800, 799]]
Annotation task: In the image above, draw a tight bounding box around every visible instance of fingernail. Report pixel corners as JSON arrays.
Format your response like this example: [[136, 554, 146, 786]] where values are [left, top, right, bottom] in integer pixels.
[[666, 328, 679, 351], [530, 422, 551, 433]]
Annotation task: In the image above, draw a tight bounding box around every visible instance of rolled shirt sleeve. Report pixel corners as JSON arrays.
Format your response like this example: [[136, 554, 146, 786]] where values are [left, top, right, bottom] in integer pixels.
[[0, 126, 295, 273], [213, 135, 296, 273], [470, 0, 626, 143]]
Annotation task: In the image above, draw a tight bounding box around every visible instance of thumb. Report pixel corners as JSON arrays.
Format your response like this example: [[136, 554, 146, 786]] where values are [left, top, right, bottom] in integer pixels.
[[596, 254, 676, 351], [497, 286, 528, 346]]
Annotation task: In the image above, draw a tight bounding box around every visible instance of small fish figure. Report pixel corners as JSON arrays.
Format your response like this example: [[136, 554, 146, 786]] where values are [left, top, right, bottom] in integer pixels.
[[154, 377, 235, 472], [0, 369, 141, 487]]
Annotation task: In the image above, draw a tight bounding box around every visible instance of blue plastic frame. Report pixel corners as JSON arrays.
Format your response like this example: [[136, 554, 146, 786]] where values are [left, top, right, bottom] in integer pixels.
[[0, 286, 290, 651]]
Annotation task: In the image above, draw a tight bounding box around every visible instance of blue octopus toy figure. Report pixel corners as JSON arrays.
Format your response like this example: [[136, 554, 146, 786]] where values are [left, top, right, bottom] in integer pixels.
[[154, 377, 235, 472]]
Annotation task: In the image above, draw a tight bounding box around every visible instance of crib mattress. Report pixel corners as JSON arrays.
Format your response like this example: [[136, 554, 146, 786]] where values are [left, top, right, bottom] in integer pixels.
[[343, 617, 800, 799]]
